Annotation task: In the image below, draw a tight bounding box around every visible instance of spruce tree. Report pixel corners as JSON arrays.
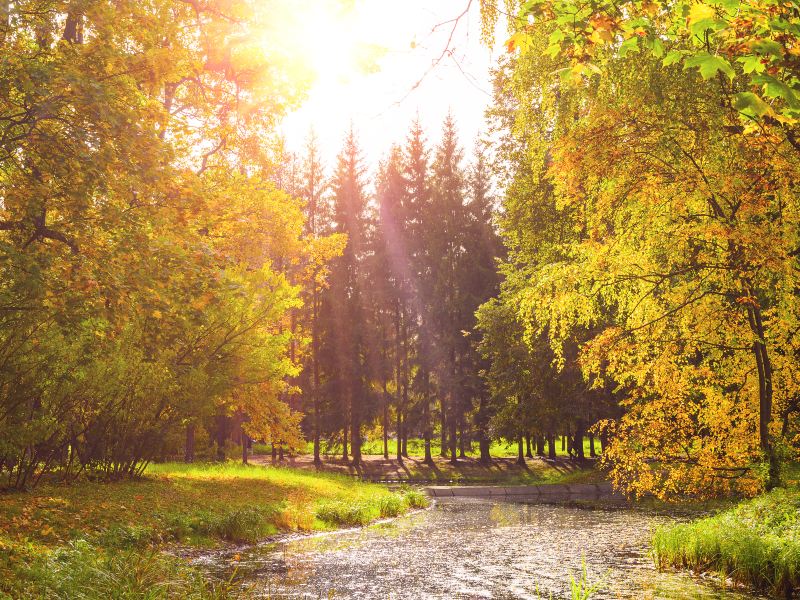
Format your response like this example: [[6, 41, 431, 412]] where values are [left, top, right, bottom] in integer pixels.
[[322, 127, 370, 467]]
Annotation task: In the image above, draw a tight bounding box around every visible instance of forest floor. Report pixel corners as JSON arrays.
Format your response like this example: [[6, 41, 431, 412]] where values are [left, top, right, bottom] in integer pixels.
[[0, 462, 427, 599], [251, 452, 603, 485]]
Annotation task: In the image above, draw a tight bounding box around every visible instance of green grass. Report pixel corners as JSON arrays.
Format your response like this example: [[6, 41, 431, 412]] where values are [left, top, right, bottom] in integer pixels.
[[0, 462, 425, 599], [303, 436, 599, 459], [652, 487, 800, 597]]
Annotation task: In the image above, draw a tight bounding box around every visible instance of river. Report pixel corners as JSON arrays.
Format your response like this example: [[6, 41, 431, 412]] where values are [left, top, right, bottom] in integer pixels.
[[195, 498, 763, 599]]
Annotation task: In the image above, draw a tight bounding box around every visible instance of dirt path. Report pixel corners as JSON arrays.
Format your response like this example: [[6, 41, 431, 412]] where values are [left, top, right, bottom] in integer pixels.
[[249, 453, 596, 484]]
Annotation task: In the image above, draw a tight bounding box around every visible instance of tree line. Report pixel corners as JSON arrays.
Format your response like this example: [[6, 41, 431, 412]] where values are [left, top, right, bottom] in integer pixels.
[[275, 117, 501, 467]]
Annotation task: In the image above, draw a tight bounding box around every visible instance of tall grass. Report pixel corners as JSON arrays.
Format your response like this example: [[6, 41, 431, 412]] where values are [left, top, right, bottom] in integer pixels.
[[652, 488, 800, 598], [8, 540, 243, 600], [316, 489, 430, 527]]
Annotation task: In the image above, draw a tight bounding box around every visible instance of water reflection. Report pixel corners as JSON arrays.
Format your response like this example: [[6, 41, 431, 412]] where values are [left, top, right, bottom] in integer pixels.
[[197, 499, 762, 600]]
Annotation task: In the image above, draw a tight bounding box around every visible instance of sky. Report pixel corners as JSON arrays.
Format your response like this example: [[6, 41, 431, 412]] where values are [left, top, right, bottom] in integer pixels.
[[278, 0, 504, 170]]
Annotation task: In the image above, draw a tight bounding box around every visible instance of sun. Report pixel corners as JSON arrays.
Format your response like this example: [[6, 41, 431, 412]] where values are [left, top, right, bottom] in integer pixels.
[[271, 0, 365, 87]]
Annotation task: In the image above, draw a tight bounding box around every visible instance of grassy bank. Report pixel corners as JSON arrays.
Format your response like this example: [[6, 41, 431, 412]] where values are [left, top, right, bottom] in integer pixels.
[[0, 462, 427, 599], [652, 487, 800, 598]]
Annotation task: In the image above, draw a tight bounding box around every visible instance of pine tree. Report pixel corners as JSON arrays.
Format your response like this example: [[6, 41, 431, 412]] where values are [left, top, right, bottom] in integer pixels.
[[427, 113, 469, 464], [402, 117, 435, 464], [321, 127, 370, 467]]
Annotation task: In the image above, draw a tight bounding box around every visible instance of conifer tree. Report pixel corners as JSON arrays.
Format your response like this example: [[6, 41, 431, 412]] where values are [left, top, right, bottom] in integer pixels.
[[321, 127, 370, 467]]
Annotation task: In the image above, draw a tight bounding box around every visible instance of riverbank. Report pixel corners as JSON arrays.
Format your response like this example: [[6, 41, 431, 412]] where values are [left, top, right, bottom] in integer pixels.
[[0, 462, 426, 599], [653, 485, 800, 598], [251, 452, 601, 485]]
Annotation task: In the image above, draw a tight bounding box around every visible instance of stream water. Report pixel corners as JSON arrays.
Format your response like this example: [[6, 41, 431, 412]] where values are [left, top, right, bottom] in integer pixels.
[[196, 498, 763, 600]]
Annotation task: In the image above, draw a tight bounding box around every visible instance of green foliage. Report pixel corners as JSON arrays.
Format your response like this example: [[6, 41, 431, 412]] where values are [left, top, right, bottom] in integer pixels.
[[0, 1, 314, 488], [653, 488, 800, 596], [210, 507, 280, 544], [315, 500, 379, 527], [7, 540, 240, 600]]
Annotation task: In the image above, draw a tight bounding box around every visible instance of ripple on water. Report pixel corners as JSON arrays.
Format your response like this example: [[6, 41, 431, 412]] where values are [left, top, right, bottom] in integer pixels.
[[199, 499, 765, 600]]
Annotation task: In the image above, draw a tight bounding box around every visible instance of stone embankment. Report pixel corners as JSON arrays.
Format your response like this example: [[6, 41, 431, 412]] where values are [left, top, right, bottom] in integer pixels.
[[424, 482, 625, 501]]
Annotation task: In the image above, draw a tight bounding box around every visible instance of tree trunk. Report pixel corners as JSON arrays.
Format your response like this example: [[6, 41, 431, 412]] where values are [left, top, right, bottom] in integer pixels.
[[525, 435, 533, 458], [516, 437, 525, 465], [747, 299, 779, 488], [313, 287, 322, 466], [242, 436, 248, 465], [536, 435, 545, 457], [278, 444, 283, 462], [478, 436, 491, 465], [440, 399, 448, 457], [271, 443, 277, 462], [574, 419, 586, 460], [351, 404, 362, 467], [396, 411, 403, 462], [458, 424, 467, 459], [449, 397, 458, 465], [561, 434, 566, 452], [589, 433, 597, 458], [423, 370, 433, 464], [382, 389, 389, 460], [547, 432, 557, 460], [215, 413, 226, 461], [342, 424, 348, 462], [184, 423, 195, 463]]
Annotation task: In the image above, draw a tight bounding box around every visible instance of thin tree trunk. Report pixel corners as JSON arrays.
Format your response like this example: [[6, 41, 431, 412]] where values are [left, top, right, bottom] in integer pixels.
[[396, 411, 403, 462], [589, 433, 597, 458], [184, 423, 195, 463], [449, 394, 458, 465], [440, 398, 448, 457], [548, 432, 557, 460], [746, 298, 779, 488], [313, 290, 321, 466], [536, 435, 545, 457], [423, 370, 433, 464], [342, 423, 348, 462], [574, 419, 586, 460], [215, 413, 226, 461], [525, 435, 533, 458], [351, 397, 362, 467]]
